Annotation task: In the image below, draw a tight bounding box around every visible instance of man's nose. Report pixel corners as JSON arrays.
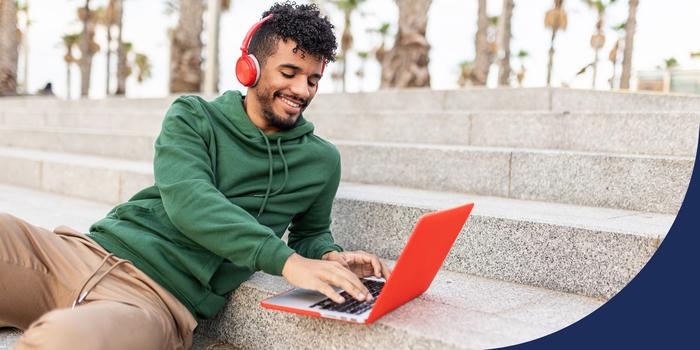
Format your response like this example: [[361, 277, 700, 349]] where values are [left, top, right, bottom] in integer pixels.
[[289, 77, 311, 100]]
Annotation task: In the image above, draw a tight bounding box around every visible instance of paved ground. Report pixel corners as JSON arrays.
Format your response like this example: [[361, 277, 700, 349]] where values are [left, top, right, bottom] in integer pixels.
[[0, 184, 112, 232]]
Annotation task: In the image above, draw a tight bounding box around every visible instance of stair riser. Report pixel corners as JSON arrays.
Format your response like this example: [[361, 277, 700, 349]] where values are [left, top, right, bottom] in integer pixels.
[[338, 143, 692, 213], [0, 155, 152, 204], [309, 111, 700, 157], [331, 199, 660, 299], [0, 152, 659, 298], [0, 111, 163, 132], [0, 129, 155, 162]]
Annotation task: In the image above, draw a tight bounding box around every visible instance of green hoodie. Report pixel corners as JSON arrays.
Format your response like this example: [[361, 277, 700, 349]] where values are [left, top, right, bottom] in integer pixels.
[[88, 90, 343, 319]]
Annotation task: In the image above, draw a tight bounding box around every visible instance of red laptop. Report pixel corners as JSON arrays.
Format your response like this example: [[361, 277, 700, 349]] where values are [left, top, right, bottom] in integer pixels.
[[261, 203, 474, 324]]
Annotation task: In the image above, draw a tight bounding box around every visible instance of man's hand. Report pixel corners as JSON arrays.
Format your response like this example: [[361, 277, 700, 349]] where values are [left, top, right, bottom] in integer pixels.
[[281, 253, 372, 304], [321, 250, 392, 280]]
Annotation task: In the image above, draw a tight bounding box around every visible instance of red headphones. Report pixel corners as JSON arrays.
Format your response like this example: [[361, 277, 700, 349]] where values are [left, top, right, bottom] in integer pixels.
[[235, 14, 327, 88], [236, 14, 273, 87]]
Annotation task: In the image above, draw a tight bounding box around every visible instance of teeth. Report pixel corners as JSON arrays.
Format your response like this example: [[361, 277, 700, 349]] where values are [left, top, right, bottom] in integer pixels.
[[280, 96, 300, 108]]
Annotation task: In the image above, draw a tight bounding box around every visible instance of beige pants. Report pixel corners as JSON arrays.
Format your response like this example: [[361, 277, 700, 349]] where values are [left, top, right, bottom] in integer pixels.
[[0, 212, 198, 350]]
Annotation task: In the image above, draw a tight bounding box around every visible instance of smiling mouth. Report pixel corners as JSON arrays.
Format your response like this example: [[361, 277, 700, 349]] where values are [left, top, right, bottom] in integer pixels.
[[275, 92, 307, 110]]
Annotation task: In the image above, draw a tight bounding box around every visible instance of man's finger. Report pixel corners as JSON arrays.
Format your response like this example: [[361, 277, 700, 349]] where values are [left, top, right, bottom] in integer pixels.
[[317, 282, 345, 304], [352, 251, 384, 278], [324, 263, 371, 301], [380, 259, 392, 280]]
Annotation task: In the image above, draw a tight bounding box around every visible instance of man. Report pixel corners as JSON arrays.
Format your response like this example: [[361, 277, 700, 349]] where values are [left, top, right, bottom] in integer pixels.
[[0, 3, 390, 349]]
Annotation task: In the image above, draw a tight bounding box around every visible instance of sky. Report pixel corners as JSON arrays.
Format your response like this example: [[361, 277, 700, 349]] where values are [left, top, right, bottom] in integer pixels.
[[15, 0, 700, 99]]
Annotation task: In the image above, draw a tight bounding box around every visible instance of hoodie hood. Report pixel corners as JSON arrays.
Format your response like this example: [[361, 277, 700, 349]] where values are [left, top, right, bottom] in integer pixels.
[[209, 90, 315, 216], [210, 90, 315, 142]]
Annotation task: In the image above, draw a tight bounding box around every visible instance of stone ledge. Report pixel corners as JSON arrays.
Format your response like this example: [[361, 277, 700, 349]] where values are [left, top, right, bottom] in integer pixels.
[[198, 270, 603, 350], [334, 183, 670, 299]]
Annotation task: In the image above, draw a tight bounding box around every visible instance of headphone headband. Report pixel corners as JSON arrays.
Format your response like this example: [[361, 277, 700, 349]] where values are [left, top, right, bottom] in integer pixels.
[[236, 13, 326, 87], [240, 14, 273, 55]]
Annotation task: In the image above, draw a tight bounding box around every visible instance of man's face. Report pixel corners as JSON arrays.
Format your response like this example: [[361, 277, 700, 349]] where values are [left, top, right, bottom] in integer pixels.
[[253, 39, 324, 132]]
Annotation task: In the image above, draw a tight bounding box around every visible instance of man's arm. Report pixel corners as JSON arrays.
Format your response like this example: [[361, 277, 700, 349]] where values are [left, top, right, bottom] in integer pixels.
[[287, 154, 343, 259], [156, 97, 371, 302], [155, 97, 295, 275]]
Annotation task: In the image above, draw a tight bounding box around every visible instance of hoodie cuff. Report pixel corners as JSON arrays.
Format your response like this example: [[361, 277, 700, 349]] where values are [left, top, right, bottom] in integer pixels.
[[255, 235, 296, 276], [315, 244, 345, 260]]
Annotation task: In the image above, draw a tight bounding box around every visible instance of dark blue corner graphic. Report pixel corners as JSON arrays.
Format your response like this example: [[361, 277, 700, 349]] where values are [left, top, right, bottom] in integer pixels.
[[500, 128, 700, 350]]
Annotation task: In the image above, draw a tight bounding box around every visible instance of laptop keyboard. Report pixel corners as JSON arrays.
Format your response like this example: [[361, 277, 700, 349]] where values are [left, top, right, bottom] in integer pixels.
[[310, 279, 385, 315]]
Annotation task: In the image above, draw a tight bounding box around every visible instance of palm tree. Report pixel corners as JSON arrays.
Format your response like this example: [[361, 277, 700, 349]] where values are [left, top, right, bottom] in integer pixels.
[[98, 0, 119, 95], [204, 0, 231, 95], [114, 0, 128, 95], [355, 51, 369, 91], [381, 0, 433, 88], [368, 22, 391, 86], [134, 52, 152, 84], [62, 33, 81, 99], [661, 57, 678, 70], [497, 0, 514, 86], [619, 0, 637, 90], [368, 22, 391, 63], [169, 0, 204, 93], [330, 0, 367, 92], [583, 0, 618, 89], [458, 60, 473, 88], [0, 0, 19, 96], [77, 0, 100, 97], [470, 0, 489, 86], [544, 0, 567, 87], [608, 21, 625, 89], [17, 0, 29, 94], [515, 49, 528, 87]]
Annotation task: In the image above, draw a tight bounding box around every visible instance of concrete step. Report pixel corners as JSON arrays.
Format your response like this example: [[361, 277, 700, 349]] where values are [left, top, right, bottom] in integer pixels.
[[0, 153, 672, 298], [0, 109, 164, 133], [0, 184, 112, 232], [0, 147, 153, 204], [0, 126, 156, 161], [336, 141, 693, 214], [333, 183, 670, 299], [308, 111, 700, 157], [199, 269, 602, 350], [0, 270, 604, 350], [0, 131, 692, 213], [0, 184, 605, 349], [5, 109, 699, 157], [4, 108, 698, 159], [282, 88, 700, 113], [2, 88, 699, 115]]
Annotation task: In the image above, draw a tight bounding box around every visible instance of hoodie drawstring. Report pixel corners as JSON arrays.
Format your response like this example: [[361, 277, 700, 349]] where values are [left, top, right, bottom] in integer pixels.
[[254, 130, 289, 217]]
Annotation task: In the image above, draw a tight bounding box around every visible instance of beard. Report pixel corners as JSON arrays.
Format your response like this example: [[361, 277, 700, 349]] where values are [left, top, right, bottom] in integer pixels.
[[254, 86, 308, 132]]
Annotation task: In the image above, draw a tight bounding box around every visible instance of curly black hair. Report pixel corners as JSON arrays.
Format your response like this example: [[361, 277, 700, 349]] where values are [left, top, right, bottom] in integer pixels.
[[248, 1, 337, 67]]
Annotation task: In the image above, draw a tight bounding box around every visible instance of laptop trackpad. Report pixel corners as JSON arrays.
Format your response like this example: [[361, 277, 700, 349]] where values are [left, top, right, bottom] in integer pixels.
[[266, 288, 328, 309]]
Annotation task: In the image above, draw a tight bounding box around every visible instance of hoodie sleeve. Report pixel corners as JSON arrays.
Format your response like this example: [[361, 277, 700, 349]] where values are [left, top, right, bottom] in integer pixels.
[[154, 97, 295, 275], [287, 150, 344, 259]]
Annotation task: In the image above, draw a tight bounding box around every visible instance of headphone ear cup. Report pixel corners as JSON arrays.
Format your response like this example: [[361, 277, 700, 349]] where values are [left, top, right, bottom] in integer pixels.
[[236, 55, 260, 87]]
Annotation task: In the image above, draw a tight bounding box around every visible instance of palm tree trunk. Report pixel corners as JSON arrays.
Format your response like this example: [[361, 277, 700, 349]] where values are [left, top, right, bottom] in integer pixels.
[[470, 0, 489, 86], [203, 0, 220, 95], [115, 0, 126, 95], [497, 0, 514, 86], [546, 29, 556, 87], [610, 53, 617, 89], [20, 2, 29, 94], [79, 0, 95, 98], [339, 8, 352, 93], [66, 60, 72, 99], [170, 0, 204, 93], [105, 9, 112, 96], [592, 48, 599, 89], [0, 0, 19, 96], [380, 0, 433, 88], [619, 0, 637, 90]]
